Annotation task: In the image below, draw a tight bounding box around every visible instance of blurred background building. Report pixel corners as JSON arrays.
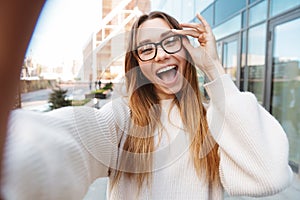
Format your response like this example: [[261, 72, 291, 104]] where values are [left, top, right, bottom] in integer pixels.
[[82, 0, 150, 83]]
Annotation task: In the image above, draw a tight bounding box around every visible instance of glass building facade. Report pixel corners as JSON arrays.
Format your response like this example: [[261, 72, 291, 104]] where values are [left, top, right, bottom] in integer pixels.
[[197, 0, 300, 172], [152, 0, 300, 173]]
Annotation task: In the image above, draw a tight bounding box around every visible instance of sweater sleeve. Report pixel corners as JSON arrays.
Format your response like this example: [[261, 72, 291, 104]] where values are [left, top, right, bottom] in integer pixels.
[[1, 105, 120, 200], [204, 74, 293, 197]]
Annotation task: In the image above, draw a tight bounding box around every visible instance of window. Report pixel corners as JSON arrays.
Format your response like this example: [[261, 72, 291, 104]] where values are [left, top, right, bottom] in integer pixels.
[[270, 0, 300, 17], [271, 18, 300, 166], [242, 11, 247, 28], [247, 23, 266, 103], [201, 4, 214, 26], [213, 14, 241, 40], [215, 0, 246, 25], [249, 0, 261, 4], [240, 31, 247, 91], [249, 0, 267, 26], [223, 40, 238, 83]]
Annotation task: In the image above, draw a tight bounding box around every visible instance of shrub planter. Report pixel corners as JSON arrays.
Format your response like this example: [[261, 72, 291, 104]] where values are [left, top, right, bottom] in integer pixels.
[[85, 93, 95, 99], [86, 89, 111, 100], [95, 92, 106, 99]]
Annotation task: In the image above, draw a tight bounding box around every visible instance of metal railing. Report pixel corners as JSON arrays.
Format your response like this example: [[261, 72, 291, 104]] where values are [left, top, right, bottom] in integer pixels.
[[93, 0, 142, 78]]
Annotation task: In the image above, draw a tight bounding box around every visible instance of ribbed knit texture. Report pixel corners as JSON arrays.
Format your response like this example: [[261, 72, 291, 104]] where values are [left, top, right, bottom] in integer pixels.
[[1, 74, 293, 199]]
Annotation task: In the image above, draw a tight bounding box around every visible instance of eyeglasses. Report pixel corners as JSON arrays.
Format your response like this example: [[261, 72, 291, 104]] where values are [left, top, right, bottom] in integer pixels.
[[136, 34, 183, 61]]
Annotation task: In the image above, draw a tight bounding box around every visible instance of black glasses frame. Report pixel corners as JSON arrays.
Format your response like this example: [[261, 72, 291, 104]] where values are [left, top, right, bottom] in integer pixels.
[[135, 34, 183, 61]]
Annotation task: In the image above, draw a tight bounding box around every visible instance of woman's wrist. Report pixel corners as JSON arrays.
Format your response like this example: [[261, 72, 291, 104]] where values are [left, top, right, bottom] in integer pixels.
[[205, 61, 225, 81]]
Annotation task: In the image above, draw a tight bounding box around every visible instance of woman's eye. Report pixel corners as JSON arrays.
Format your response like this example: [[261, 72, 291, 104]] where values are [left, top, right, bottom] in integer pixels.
[[164, 36, 179, 46], [139, 45, 154, 55]]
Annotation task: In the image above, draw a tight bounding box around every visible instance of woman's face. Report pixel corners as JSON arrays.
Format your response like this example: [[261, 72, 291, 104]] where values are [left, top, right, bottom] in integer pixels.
[[136, 18, 187, 99]]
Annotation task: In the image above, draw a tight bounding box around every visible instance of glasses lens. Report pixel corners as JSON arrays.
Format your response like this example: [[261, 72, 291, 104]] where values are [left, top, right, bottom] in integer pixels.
[[136, 35, 182, 61], [162, 35, 182, 54], [137, 44, 156, 61]]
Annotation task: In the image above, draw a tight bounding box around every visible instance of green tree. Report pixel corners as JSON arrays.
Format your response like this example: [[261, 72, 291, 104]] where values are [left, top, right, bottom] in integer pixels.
[[48, 87, 71, 110]]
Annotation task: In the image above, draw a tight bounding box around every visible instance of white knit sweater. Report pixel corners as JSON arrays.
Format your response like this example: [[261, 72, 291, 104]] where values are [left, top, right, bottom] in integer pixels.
[[1, 75, 293, 200]]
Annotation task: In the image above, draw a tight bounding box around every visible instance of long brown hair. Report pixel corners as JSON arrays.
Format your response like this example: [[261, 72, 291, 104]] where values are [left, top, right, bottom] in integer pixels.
[[111, 11, 220, 192]]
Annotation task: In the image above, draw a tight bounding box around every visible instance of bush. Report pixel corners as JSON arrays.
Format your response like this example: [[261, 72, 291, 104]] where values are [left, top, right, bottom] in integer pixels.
[[71, 99, 90, 106], [48, 87, 71, 110], [102, 82, 113, 91], [91, 85, 112, 99]]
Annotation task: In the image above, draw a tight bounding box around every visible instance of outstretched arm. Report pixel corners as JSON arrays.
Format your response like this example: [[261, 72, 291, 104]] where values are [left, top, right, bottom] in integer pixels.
[[0, 0, 45, 181], [2, 106, 119, 199]]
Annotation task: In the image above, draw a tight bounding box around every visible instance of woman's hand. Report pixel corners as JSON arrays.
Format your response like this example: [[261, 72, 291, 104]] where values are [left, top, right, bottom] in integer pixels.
[[172, 13, 225, 81]]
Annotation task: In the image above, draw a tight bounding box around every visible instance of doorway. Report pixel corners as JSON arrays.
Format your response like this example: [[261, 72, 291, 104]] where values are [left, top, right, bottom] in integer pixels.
[[266, 11, 300, 170], [217, 35, 240, 87]]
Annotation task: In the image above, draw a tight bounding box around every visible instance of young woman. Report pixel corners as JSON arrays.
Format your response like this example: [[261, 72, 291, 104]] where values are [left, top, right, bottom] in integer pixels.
[[1, 11, 292, 200]]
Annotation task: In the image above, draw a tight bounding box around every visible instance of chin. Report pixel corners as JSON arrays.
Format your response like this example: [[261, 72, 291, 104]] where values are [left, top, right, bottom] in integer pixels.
[[156, 83, 183, 99]]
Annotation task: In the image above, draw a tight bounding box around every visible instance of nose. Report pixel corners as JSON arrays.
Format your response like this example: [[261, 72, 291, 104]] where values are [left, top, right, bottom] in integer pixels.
[[154, 46, 170, 62]]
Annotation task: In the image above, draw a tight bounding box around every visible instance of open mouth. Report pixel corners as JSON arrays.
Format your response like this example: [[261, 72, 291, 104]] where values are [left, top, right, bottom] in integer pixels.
[[156, 65, 178, 83]]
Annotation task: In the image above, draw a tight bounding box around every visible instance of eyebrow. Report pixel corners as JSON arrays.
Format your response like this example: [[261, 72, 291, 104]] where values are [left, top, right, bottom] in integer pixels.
[[160, 30, 172, 38], [137, 30, 173, 46]]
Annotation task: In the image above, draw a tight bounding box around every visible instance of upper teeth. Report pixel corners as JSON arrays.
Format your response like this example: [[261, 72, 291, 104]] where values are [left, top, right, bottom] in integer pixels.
[[157, 66, 176, 74]]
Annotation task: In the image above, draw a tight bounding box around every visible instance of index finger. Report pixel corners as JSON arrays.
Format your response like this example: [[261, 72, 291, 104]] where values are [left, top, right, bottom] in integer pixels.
[[180, 23, 206, 33], [196, 13, 212, 33]]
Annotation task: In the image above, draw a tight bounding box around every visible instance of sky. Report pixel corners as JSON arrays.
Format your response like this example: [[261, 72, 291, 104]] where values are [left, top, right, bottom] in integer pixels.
[[26, 0, 101, 67]]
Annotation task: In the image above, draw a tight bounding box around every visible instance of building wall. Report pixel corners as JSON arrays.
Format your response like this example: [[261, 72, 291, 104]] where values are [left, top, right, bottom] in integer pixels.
[[198, 0, 300, 172], [83, 35, 95, 81], [151, 0, 300, 173], [82, 0, 151, 82]]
